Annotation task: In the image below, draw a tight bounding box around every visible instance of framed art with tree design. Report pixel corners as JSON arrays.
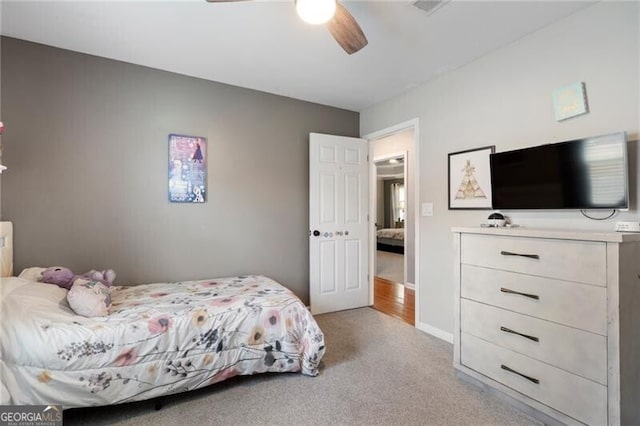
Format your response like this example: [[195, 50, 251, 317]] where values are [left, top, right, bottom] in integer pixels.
[[448, 145, 495, 210]]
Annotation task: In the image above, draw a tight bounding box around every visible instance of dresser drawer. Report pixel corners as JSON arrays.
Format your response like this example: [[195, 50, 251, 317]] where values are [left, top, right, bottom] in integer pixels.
[[461, 333, 607, 426], [460, 234, 606, 286], [461, 299, 607, 385], [461, 264, 607, 335]]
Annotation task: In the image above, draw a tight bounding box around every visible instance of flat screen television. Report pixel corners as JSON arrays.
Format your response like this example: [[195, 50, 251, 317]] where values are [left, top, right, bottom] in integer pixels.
[[490, 132, 628, 210]]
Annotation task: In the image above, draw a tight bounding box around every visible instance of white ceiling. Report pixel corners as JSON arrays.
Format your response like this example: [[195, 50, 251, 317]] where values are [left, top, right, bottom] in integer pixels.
[[1, 0, 597, 111], [376, 158, 405, 179]]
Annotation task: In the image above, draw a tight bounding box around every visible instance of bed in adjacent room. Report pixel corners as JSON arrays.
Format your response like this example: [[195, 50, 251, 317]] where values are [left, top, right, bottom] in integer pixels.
[[376, 228, 404, 254], [0, 224, 325, 408]]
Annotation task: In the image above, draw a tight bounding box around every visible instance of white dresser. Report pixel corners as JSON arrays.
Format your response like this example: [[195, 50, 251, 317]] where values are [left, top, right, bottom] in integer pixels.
[[452, 227, 640, 425]]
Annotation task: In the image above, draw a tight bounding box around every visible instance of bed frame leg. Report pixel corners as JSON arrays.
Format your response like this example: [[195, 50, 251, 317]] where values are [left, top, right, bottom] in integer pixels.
[[154, 398, 164, 411]]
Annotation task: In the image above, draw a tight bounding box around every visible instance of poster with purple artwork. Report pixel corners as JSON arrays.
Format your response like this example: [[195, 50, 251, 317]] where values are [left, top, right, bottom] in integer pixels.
[[168, 134, 206, 203]]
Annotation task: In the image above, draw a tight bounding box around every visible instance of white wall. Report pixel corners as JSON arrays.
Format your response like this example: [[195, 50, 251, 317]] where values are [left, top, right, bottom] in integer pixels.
[[373, 129, 416, 284], [361, 1, 640, 338], [376, 179, 384, 230]]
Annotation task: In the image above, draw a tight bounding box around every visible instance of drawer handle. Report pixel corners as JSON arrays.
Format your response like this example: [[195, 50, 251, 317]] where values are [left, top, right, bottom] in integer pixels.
[[500, 250, 540, 260], [500, 326, 540, 342], [500, 287, 540, 300], [501, 364, 540, 384]]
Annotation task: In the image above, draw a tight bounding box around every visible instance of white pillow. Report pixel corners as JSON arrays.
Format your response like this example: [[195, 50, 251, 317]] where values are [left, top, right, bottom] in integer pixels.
[[67, 278, 112, 317], [18, 267, 46, 282]]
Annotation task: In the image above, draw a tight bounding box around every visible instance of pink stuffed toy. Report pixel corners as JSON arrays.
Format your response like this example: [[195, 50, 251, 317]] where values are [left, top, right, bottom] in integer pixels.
[[82, 269, 116, 285], [40, 266, 116, 290]]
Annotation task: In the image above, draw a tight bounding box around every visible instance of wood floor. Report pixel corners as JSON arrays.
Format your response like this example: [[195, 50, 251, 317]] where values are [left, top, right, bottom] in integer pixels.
[[373, 276, 415, 326]]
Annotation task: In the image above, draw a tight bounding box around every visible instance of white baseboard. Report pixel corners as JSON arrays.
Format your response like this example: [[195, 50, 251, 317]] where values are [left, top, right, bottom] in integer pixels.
[[416, 321, 454, 344], [404, 282, 415, 290]]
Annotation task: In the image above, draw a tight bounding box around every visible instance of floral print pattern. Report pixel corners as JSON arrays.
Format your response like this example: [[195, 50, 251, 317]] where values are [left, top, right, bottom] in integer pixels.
[[147, 315, 173, 334], [114, 348, 138, 367], [1, 275, 325, 408]]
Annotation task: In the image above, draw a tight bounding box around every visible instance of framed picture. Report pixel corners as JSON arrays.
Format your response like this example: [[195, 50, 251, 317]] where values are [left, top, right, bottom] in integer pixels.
[[552, 81, 589, 121], [448, 145, 495, 210], [168, 134, 207, 203]]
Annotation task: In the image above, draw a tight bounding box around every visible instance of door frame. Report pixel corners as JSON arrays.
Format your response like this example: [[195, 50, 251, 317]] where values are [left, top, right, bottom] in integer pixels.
[[372, 150, 408, 287], [363, 118, 420, 325]]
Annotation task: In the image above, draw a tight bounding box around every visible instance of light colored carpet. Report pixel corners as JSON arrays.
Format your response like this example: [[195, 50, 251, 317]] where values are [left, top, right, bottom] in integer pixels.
[[376, 250, 404, 283], [64, 308, 538, 426]]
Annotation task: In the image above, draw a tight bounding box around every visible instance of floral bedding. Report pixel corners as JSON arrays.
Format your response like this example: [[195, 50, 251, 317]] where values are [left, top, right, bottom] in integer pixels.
[[0, 275, 325, 408]]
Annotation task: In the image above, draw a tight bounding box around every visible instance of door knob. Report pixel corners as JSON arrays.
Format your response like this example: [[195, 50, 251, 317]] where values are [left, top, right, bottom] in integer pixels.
[[313, 230, 320, 237]]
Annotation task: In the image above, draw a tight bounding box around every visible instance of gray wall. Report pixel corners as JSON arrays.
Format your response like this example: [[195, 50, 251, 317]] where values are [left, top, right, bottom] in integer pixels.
[[0, 37, 359, 303], [0, 14, 4, 194], [361, 1, 640, 338]]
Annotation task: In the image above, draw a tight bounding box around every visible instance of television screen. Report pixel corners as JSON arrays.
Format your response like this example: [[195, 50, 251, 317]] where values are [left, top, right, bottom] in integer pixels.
[[490, 132, 628, 210]]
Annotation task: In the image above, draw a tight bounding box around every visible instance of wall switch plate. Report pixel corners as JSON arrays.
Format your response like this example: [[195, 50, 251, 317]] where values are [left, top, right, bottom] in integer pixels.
[[422, 202, 433, 217], [615, 221, 640, 232], [0, 237, 4, 248]]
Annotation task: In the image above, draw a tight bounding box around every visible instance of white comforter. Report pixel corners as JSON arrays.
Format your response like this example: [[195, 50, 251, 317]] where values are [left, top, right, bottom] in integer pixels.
[[0, 275, 325, 408]]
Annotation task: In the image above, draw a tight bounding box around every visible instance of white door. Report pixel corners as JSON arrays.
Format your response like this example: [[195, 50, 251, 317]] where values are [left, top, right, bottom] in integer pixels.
[[310, 133, 369, 314]]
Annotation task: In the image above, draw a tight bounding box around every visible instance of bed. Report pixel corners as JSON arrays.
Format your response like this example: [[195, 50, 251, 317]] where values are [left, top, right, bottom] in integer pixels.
[[0, 224, 325, 408], [376, 228, 404, 254]]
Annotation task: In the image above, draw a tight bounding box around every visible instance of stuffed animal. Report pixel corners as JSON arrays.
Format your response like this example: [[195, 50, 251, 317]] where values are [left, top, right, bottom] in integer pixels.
[[40, 266, 116, 290], [67, 280, 112, 317], [40, 267, 75, 290], [82, 269, 116, 284]]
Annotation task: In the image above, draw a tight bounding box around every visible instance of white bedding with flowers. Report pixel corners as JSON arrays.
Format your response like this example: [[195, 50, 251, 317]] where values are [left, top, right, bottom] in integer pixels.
[[0, 275, 325, 408]]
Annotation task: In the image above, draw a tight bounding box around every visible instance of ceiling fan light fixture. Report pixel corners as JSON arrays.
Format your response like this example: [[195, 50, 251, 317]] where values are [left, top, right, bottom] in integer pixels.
[[296, 0, 336, 25]]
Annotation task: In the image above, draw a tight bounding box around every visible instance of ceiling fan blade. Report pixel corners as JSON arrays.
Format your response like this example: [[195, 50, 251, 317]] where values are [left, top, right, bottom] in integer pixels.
[[205, 0, 251, 2], [327, 3, 368, 55]]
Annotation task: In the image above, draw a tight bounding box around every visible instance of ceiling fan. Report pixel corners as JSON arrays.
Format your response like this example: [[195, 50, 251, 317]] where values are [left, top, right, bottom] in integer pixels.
[[205, 0, 368, 55]]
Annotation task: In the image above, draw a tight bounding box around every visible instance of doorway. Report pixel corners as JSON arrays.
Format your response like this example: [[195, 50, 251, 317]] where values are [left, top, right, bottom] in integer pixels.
[[372, 153, 414, 325], [365, 120, 419, 327]]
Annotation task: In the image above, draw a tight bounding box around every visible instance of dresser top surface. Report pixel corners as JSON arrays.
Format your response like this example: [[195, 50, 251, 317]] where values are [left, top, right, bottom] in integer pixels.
[[451, 226, 640, 243]]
